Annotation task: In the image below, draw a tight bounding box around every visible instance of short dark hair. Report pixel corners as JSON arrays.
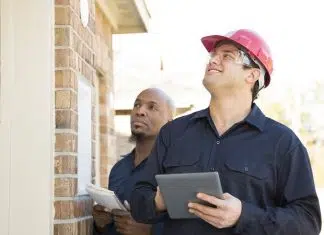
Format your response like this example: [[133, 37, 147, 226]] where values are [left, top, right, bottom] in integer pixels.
[[242, 58, 261, 102], [251, 81, 259, 102]]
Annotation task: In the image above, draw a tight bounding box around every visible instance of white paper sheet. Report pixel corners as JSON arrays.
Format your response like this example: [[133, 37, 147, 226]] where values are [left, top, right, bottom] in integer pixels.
[[86, 184, 127, 211]]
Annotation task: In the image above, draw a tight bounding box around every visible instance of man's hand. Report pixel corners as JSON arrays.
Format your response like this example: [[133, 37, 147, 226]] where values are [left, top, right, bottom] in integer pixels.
[[92, 205, 112, 231], [112, 209, 151, 235], [188, 193, 242, 229], [154, 186, 166, 212]]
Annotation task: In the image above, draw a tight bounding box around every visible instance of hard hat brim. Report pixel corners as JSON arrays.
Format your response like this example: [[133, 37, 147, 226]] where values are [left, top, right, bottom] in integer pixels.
[[201, 35, 233, 52]]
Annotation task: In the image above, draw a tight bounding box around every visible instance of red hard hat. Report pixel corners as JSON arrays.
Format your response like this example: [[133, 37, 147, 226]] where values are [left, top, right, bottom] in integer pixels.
[[201, 29, 273, 87]]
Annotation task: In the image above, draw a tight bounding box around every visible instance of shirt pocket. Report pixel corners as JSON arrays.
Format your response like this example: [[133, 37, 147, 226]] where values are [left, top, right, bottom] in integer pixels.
[[222, 159, 275, 204], [162, 146, 201, 174], [224, 159, 269, 180]]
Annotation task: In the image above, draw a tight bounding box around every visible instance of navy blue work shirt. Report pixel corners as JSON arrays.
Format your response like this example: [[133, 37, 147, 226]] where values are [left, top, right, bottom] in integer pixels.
[[94, 151, 164, 235], [130, 104, 322, 235]]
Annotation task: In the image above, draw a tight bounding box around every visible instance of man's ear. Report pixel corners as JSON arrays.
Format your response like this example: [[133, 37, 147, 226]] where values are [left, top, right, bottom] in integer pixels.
[[246, 68, 260, 85]]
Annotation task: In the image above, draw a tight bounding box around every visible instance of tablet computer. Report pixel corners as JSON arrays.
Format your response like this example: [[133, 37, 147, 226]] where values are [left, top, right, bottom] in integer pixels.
[[155, 171, 223, 219]]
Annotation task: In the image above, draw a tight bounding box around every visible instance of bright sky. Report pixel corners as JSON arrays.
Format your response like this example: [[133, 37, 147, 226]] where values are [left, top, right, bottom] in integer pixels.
[[114, 0, 324, 110]]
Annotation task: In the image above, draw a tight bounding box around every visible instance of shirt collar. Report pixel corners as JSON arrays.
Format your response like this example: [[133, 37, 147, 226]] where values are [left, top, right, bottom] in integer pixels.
[[190, 108, 210, 120], [121, 149, 135, 159], [190, 104, 266, 132], [244, 104, 266, 132], [122, 149, 148, 170]]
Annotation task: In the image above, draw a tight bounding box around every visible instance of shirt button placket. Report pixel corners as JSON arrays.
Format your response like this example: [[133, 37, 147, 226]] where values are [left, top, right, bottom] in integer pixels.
[[210, 139, 221, 171]]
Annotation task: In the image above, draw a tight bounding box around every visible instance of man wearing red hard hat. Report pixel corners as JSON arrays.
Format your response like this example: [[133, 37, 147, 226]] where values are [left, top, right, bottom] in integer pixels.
[[130, 29, 322, 235]]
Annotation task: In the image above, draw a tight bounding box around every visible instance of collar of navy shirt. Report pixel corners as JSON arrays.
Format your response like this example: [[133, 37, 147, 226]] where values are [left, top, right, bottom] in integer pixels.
[[189, 103, 267, 132]]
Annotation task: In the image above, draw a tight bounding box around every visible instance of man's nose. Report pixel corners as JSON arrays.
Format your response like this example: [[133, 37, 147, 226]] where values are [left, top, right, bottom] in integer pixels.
[[209, 53, 221, 65], [136, 106, 147, 116]]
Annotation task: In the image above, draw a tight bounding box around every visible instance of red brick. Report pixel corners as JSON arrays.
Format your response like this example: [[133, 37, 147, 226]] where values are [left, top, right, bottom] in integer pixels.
[[54, 223, 77, 235], [55, 0, 70, 5], [53, 218, 92, 235], [54, 178, 77, 197], [55, 48, 74, 68], [55, 27, 71, 46], [55, 69, 77, 90], [78, 218, 93, 234], [55, 155, 77, 174], [100, 140, 108, 156], [54, 199, 93, 219], [55, 6, 71, 25], [56, 109, 78, 131], [100, 115, 108, 124], [55, 133, 77, 152], [99, 124, 108, 134], [100, 155, 108, 166], [56, 90, 71, 109]]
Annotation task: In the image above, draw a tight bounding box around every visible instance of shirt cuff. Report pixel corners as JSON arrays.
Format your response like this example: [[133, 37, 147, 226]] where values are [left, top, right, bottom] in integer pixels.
[[233, 201, 265, 234]]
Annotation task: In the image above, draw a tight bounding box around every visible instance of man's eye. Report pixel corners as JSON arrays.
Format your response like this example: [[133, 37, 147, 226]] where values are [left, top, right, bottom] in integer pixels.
[[149, 105, 158, 111], [223, 53, 234, 60], [134, 103, 140, 108]]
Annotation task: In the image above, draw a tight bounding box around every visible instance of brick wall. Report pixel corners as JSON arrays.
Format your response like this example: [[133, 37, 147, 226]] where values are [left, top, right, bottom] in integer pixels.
[[54, 0, 116, 234]]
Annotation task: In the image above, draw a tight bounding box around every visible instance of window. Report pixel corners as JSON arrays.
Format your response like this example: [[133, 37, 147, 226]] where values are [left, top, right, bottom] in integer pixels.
[[77, 77, 92, 195]]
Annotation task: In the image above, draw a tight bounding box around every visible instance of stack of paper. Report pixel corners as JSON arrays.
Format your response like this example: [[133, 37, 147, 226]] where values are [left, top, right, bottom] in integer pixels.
[[86, 183, 127, 212]]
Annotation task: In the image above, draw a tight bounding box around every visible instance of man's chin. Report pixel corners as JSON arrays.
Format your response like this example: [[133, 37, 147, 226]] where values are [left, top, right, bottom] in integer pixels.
[[202, 79, 214, 91], [129, 132, 146, 142], [131, 129, 145, 136], [202, 76, 213, 87]]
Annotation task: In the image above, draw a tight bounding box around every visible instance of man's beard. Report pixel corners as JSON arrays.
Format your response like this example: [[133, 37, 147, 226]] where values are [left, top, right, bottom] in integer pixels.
[[129, 132, 145, 143]]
